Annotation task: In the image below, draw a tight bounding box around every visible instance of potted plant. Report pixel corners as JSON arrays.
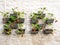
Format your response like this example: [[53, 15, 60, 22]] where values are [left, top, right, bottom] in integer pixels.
[[3, 24, 11, 35], [15, 9, 25, 23], [33, 12, 45, 19], [3, 28, 11, 35], [31, 28, 39, 34], [36, 7, 46, 19], [42, 29, 53, 35], [30, 13, 38, 24], [45, 18, 54, 24], [15, 29, 25, 34], [0, 12, 9, 24], [10, 8, 17, 22], [30, 19, 38, 24], [15, 24, 25, 34], [30, 24, 39, 34], [44, 17, 54, 26], [44, 13, 54, 24]]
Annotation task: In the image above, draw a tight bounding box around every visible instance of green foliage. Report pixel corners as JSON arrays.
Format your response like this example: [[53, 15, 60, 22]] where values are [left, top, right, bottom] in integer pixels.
[[31, 8, 46, 19], [0, 11, 9, 17], [10, 16, 17, 21], [16, 30, 21, 34], [4, 24, 11, 29], [18, 24, 23, 28], [32, 24, 40, 29]]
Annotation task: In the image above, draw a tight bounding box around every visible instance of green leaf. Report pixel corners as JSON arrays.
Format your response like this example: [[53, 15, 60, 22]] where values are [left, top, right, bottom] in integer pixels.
[[31, 24, 35, 27], [10, 16, 17, 21], [4, 24, 9, 29]]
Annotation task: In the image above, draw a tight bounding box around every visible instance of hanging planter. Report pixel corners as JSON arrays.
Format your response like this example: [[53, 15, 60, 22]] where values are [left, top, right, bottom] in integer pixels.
[[30, 28, 39, 34], [30, 19, 38, 24], [44, 12, 54, 25], [42, 29, 53, 35], [1, 12, 9, 24], [3, 24, 11, 35], [3, 29, 11, 35], [30, 13, 38, 24], [45, 19, 54, 24], [30, 24, 40, 34], [15, 24, 25, 37]]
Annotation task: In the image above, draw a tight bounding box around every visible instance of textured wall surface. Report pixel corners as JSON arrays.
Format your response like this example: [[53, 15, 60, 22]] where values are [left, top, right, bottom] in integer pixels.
[[0, 0, 60, 45]]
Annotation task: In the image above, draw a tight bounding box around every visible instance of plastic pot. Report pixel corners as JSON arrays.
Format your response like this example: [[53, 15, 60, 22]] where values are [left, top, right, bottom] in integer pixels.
[[43, 29, 53, 34], [45, 19, 54, 24], [30, 19, 38, 24]]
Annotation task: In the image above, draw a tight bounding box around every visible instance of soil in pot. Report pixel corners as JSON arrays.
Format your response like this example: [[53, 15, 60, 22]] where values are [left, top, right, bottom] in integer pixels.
[[43, 29, 53, 35], [30, 28, 39, 34], [16, 18, 24, 23]]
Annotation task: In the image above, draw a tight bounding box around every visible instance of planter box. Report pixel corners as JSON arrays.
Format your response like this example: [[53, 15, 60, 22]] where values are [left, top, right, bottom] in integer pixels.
[[43, 29, 53, 34], [15, 29, 25, 34], [16, 18, 24, 23]]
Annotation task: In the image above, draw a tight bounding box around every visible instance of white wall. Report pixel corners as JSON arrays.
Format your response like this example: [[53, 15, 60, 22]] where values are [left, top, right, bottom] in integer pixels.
[[0, 0, 60, 45]]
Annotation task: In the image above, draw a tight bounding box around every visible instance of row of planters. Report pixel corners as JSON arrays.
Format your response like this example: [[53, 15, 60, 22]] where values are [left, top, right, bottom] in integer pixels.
[[0, 7, 57, 35], [30, 7, 55, 35], [1, 8, 25, 35]]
